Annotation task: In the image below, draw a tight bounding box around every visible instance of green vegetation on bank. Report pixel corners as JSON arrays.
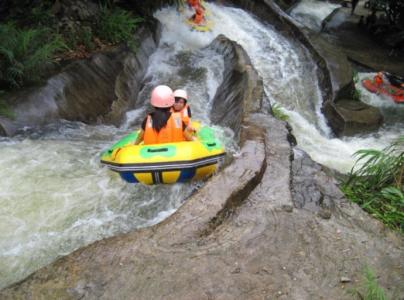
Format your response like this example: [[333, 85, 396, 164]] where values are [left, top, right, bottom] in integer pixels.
[[349, 267, 389, 300], [271, 103, 289, 121], [341, 137, 404, 232], [0, 2, 143, 93], [0, 23, 65, 89], [0, 91, 14, 118], [352, 70, 362, 101], [98, 6, 143, 50]]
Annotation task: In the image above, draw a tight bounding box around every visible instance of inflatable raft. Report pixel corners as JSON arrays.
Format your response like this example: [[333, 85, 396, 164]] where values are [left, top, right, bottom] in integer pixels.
[[100, 123, 225, 184], [185, 18, 213, 32], [185, 1, 213, 32], [362, 79, 404, 104]]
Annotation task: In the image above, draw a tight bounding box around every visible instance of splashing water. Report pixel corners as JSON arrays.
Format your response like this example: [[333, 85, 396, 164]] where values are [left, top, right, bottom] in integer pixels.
[[290, 0, 341, 31]]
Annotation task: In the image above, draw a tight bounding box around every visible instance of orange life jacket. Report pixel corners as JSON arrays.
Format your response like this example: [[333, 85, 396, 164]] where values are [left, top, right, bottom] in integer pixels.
[[374, 74, 383, 86], [171, 104, 191, 126], [187, 0, 200, 8], [143, 113, 185, 145], [193, 7, 205, 24]]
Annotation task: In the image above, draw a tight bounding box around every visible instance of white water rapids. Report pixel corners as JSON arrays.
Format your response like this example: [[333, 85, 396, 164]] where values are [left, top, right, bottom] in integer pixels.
[[0, 2, 402, 289]]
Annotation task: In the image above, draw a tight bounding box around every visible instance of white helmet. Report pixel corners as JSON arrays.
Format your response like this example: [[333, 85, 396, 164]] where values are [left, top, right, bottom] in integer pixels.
[[173, 89, 188, 101]]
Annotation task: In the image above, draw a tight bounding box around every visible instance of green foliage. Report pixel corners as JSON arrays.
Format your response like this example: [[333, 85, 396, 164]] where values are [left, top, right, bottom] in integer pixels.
[[349, 267, 389, 300], [341, 137, 404, 232], [353, 70, 359, 84], [65, 26, 95, 50], [366, 0, 404, 26], [271, 103, 289, 121], [98, 6, 143, 44], [352, 71, 362, 101], [30, 5, 54, 27], [353, 88, 362, 101], [0, 23, 66, 89], [0, 91, 14, 119]]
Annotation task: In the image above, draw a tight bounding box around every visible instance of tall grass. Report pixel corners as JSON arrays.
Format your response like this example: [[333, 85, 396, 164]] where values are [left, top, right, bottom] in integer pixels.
[[98, 6, 143, 44], [0, 23, 65, 89], [341, 137, 404, 232], [349, 267, 389, 300]]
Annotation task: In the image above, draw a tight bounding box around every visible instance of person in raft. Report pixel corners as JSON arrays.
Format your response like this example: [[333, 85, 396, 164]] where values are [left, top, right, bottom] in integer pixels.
[[134, 85, 194, 145], [187, 0, 205, 25], [172, 89, 192, 127], [373, 72, 384, 87]]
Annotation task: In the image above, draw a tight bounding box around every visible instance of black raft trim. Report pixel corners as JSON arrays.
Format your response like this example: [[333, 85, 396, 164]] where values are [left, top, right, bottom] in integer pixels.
[[101, 153, 225, 173]]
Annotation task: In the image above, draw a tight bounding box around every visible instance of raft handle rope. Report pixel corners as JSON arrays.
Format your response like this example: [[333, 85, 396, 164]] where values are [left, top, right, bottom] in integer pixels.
[[147, 148, 169, 153]]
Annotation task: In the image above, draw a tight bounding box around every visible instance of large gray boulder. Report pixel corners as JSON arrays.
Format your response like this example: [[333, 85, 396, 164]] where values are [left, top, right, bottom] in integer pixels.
[[323, 99, 384, 136], [209, 35, 264, 140]]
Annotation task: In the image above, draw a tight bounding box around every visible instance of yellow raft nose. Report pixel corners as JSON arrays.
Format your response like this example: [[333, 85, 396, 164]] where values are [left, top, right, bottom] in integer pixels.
[[100, 123, 225, 184]]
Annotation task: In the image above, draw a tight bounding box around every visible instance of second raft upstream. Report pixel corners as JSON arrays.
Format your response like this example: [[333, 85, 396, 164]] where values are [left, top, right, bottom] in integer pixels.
[[100, 122, 226, 184]]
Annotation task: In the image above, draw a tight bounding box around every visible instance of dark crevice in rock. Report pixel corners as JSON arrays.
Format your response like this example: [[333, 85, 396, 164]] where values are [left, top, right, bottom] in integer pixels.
[[198, 158, 266, 237], [198, 127, 267, 238], [285, 123, 297, 147]]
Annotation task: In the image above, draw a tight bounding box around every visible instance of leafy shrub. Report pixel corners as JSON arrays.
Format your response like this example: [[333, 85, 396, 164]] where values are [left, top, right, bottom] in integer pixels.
[[0, 23, 65, 89], [65, 26, 95, 51], [98, 6, 143, 44], [30, 6, 54, 27], [341, 137, 404, 232]]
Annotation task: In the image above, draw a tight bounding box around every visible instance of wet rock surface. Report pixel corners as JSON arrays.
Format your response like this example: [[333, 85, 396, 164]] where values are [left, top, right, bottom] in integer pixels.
[[2, 115, 403, 300], [0, 25, 158, 136], [305, 32, 354, 100], [291, 148, 342, 212], [323, 98, 383, 136], [210, 35, 263, 139], [322, 5, 404, 77]]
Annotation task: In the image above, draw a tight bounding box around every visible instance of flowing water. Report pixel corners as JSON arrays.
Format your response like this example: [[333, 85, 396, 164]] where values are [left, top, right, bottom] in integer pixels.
[[290, 0, 341, 31], [1, 2, 403, 289]]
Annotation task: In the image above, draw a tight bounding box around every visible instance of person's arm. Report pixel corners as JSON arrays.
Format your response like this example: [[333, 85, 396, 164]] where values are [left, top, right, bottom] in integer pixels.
[[134, 130, 144, 145], [184, 127, 195, 141], [134, 117, 147, 145]]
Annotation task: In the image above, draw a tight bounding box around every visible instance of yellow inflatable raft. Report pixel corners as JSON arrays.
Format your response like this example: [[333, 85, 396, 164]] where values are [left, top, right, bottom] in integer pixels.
[[185, 18, 213, 32], [100, 123, 225, 184]]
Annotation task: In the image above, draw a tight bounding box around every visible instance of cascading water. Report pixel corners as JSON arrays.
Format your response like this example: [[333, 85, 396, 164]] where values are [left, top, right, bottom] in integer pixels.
[[170, 2, 401, 173], [0, 122, 200, 288], [1, 1, 402, 290], [0, 5, 237, 288], [290, 0, 341, 31]]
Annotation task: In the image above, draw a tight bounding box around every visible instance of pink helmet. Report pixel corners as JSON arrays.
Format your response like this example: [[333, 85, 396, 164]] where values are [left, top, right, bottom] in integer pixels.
[[173, 89, 188, 101], [150, 85, 175, 108]]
